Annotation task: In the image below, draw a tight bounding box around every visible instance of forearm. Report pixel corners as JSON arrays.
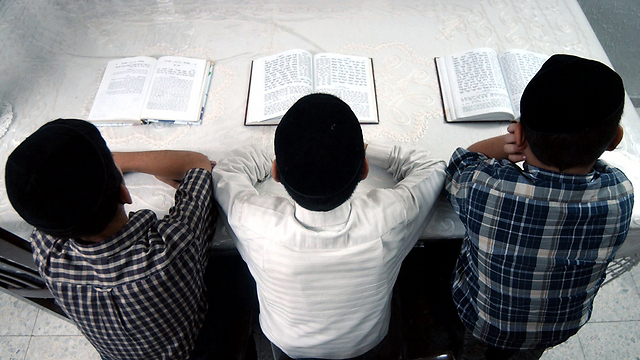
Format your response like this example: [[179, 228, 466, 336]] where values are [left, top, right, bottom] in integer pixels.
[[367, 143, 445, 183], [367, 143, 446, 235], [467, 135, 509, 160], [212, 145, 274, 216], [113, 151, 212, 180]]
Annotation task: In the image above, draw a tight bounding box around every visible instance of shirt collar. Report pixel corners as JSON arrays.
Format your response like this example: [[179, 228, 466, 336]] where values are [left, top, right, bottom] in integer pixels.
[[66, 210, 156, 258], [522, 161, 601, 183], [294, 201, 351, 230]]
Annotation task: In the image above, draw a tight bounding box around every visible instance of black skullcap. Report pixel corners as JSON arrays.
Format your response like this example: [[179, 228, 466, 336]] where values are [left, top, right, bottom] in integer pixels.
[[274, 93, 365, 211], [520, 54, 624, 134], [5, 119, 120, 236]]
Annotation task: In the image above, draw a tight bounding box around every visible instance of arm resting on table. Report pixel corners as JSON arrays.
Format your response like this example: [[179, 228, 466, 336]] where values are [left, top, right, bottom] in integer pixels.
[[113, 151, 213, 187]]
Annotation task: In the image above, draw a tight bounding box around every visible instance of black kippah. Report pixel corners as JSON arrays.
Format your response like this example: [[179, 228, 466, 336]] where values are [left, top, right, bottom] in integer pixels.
[[274, 93, 364, 210], [520, 54, 624, 133], [5, 119, 119, 235]]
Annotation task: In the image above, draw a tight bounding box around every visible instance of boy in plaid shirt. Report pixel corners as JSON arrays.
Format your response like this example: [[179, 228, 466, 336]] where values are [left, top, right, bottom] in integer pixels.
[[5, 119, 216, 360], [445, 55, 634, 360]]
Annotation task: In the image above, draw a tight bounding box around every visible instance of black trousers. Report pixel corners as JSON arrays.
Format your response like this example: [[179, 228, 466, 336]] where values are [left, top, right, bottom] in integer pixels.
[[485, 345, 518, 360]]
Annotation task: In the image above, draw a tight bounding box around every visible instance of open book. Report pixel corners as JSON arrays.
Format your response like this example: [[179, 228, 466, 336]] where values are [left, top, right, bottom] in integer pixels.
[[435, 48, 549, 122], [245, 49, 379, 125], [88, 56, 213, 125]]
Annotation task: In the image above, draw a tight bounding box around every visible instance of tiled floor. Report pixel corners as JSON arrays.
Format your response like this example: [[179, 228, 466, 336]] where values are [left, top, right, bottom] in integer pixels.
[[2, 258, 640, 360], [0, 290, 100, 360], [539, 261, 640, 360]]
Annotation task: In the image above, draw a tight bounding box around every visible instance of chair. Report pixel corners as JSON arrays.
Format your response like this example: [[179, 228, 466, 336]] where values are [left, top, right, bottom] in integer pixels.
[[205, 249, 259, 360], [397, 240, 466, 360], [412, 353, 456, 360], [0, 226, 65, 317]]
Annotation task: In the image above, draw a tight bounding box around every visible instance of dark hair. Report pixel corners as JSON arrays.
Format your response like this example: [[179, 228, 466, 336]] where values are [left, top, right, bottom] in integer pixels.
[[523, 106, 623, 171], [274, 94, 365, 211], [5, 119, 123, 238]]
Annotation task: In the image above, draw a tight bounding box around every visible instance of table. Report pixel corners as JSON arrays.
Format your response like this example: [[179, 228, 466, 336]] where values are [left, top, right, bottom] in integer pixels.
[[1, 0, 639, 258]]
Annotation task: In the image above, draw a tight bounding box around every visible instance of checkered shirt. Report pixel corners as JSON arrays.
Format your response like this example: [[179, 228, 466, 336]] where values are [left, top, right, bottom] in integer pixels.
[[31, 168, 215, 360], [445, 148, 634, 350]]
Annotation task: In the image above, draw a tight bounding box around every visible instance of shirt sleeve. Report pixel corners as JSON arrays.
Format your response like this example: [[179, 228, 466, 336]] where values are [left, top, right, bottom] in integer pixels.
[[364, 143, 447, 252], [163, 168, 215, 250], [445, 147, 489, 181], [445, 147, 490, 225], [212, 145, 275, 218], [367, 143, 446, 188]]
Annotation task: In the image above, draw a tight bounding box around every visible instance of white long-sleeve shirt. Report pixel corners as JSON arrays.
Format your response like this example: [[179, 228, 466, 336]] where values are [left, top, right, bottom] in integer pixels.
[[213, 143, 446, 359]]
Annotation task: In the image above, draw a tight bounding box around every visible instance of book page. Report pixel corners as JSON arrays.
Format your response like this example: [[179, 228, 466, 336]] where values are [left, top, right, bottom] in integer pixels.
[[499, 49, 549, 118], [245, 49, 313, 124], [88, 56, 156, 122], [140, 56, 209, 122], [313, 53, 378, 123], [445, 48, 514, 120], [435, 56, 456, 122]]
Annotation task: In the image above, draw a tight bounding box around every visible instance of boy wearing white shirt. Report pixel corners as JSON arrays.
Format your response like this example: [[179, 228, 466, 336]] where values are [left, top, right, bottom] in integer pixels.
[[213, 94, 446, 359]]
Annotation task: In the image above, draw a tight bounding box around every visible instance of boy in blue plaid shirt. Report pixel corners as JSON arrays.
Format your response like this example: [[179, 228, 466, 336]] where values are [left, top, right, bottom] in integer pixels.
[[445, 54, 634, 360]]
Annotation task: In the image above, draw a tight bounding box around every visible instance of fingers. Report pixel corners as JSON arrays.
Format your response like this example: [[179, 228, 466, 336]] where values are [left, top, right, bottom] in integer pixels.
[[504, 122, 526, 162], [503, 142, 523, 154], [507, 153, 526, 163], [504, 132, 517, 146], [503, 142, 526, 161]]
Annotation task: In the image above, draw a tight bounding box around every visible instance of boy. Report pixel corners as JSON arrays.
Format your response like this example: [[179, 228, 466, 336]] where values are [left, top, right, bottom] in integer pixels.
[[445, 55, 634, 359], [213, 94, 446, 359], [5, 119, 216, 360]]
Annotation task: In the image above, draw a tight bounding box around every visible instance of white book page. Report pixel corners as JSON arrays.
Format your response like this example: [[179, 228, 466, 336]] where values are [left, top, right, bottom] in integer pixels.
[[313, 53, 378, 123], [140, 56, 208, 122], [499, 49, 549, 118], [445, 48, 514, 120], [435, 56, 456, 122], [245, 49, 313, 124], [88, 56, 156, 122]]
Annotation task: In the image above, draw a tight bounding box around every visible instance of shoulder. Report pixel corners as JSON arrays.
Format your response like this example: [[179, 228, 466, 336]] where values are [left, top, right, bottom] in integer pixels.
[[594, 160, 634, 199], [228, 193, 295, 231], [447, 147, 486, 175], [595, 160, 632, 184], [448, 147, 485, 164], [30, 230, 61, 269]]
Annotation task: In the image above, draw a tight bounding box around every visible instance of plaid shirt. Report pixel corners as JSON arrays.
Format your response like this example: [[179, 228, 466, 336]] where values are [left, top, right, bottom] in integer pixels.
[[445, 148, 634, 350], [31, 168, 215, 360]]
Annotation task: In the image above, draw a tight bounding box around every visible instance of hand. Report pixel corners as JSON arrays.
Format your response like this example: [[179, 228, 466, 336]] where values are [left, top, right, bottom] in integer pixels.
[[503, 122, 526, 163]]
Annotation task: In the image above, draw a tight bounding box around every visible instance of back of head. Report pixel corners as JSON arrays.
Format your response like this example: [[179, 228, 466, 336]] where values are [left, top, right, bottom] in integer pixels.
[[5, 119, 122, 238], [274, 93, 365, 211], [520, 54, 625, 171]]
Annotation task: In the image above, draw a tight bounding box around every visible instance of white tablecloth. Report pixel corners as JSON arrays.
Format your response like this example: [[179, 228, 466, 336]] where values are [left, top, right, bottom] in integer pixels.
[[1, 0, 639, 256]]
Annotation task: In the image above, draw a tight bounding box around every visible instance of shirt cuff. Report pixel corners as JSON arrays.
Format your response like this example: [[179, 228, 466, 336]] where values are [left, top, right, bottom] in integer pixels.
[[366, 143, 392, 168]]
